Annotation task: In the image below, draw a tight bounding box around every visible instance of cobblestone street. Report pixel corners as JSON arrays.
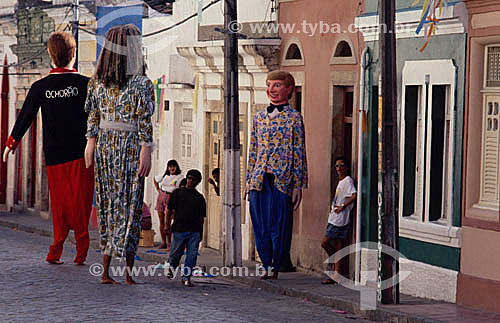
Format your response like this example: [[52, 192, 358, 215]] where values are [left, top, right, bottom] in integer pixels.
[[0, 226, 370, 322]]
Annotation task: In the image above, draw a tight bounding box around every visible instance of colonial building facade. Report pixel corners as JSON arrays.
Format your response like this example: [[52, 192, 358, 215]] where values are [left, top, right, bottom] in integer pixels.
[[459, 0, 500, 313], [356, 0, 468, 302]]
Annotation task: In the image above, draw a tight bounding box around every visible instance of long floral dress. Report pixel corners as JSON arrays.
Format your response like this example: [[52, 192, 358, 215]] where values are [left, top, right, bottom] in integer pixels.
[[85, 75, 154, 258]]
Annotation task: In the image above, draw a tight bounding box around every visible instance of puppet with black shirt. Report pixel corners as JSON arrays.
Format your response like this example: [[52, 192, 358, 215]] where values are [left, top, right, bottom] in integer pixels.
[[3, 32, 94, 265]]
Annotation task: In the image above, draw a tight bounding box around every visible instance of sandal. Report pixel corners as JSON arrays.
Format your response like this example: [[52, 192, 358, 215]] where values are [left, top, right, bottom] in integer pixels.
[[321, 278, 337, 285]]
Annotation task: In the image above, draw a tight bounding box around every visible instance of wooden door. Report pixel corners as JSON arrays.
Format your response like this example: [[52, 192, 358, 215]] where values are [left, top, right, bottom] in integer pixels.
[[207, 112, 223, 250], [206, 111, 248, 250]]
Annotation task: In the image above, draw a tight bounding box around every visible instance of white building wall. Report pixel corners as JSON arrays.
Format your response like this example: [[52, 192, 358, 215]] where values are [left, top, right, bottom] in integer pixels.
[[143, 1, 200, 241], [200, 0, 274, 26], [143, 0, 276, 250]]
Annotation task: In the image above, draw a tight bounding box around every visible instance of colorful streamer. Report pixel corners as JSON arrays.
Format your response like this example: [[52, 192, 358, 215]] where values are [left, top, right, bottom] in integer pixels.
[[159, 75, 167, 136], [413, 0, 449, 52]]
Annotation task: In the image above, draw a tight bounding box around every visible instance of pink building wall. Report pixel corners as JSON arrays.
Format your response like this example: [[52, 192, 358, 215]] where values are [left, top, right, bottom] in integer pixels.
[[278, 0, 365, 272], [460, 0, 500, 313]]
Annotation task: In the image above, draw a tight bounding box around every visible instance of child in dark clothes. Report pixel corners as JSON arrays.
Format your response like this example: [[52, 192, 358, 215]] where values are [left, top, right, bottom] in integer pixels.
[[166, 169, 206, 287]]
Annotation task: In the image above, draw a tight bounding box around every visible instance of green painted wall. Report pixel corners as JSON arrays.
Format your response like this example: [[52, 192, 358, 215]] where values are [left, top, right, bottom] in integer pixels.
[[362, 71, 378, 242], [400, 237, 460, 271], [368, 33, 466, 228], [361, 10, 466, 268]]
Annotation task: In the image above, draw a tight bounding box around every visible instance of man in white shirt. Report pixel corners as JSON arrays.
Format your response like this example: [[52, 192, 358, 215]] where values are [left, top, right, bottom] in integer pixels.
[[321, 157, 357, 284]]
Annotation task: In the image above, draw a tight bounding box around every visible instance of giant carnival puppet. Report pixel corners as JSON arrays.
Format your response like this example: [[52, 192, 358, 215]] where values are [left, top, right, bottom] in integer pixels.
[[3, 32, 94, 265], [245, 70, 308, 279]]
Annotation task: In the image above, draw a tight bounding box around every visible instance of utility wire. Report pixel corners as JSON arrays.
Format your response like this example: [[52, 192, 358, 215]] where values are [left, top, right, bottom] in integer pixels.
[[143, 0, 220, 37], [0, 46, 48, 68], [0, 6, 73, 68], [77, 25, 97, 36], [0, 1, 93, 68], [78, 0, 221, 38], [1, 0, 223, 67]]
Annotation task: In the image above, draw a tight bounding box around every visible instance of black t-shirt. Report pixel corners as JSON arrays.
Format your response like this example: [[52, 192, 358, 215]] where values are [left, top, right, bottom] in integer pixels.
[[10, 73, 90, 165], [167, 187, 206, 233]]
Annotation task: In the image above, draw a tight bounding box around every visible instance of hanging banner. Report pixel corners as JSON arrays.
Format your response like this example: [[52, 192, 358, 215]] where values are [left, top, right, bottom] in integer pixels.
[[95, 3, 143, 59]]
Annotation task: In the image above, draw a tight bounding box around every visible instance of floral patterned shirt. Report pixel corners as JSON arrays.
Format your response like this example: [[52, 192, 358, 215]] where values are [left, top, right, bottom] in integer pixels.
[[246, 105, 308, 195], [85, 75, 154, 145]]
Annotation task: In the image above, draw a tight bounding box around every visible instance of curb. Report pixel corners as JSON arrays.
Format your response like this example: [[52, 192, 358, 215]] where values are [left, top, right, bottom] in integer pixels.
[[0, 218, 441, 323], [227, 275, 439, 323]]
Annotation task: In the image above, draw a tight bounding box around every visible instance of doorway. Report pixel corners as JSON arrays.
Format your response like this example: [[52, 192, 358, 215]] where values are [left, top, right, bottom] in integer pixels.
[[205, 111, 248, 251], [28, 119, 37, 208], [331, 86, 353, 195]]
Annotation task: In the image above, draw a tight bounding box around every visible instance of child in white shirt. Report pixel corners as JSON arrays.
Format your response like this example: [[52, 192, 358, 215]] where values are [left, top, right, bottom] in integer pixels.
[[154, 159, 184, 249]]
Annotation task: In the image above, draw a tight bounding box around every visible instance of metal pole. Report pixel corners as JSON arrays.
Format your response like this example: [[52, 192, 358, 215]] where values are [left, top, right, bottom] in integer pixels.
[[378, 0, 399, 304], [222, 0, 242, 267], [72, 0, 79, 70]]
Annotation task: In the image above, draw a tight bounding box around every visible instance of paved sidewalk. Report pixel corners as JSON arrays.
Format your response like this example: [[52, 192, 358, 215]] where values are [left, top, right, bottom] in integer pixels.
[[1, 211, 499, 323]]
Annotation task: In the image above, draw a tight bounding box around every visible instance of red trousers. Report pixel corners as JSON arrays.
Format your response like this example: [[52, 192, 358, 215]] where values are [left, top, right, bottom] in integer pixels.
[[46, 158, 94, 264]]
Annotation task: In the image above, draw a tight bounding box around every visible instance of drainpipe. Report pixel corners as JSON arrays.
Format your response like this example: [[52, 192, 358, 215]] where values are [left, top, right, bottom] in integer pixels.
[[355, 47, 370, 285]]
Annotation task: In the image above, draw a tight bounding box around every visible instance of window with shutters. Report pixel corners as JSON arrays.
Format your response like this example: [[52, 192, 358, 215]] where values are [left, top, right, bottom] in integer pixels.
[[182, 108, 193, 125], [399, 60, 460, 248], [485, 46, 500, 88], [475, 45, 500, 211], [181, 132, 192, 159], [176, 102, 194, 171], [402, 84, 453, 223], [180, 131, 192, 171]]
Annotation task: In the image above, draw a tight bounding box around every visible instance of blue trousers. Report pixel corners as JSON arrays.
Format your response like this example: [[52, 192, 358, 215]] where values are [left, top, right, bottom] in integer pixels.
[[249, 174, 293, 272], [169, 231, 201, 281]]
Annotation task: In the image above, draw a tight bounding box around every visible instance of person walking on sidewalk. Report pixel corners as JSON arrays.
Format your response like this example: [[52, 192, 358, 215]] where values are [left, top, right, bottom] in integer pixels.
[[244, 70, 308, 280], [3, 32, 94, 266], [84, 24, 154, 285], [321, 157, 356, 284], [153, 159, 183, 250], [166, 169, 206, 287]]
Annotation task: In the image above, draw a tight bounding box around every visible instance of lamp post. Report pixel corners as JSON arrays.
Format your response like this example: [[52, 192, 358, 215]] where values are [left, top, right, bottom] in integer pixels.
[[222, 0, 242, 267]]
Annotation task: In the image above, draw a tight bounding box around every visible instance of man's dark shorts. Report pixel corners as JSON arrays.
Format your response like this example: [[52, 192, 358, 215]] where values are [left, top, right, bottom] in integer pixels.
[[325, 223, 349, 240]]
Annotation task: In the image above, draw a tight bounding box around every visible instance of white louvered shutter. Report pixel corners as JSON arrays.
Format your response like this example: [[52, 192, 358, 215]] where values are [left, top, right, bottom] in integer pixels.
[[414, 89, 425, 217], [479, 96, 500, 209]]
